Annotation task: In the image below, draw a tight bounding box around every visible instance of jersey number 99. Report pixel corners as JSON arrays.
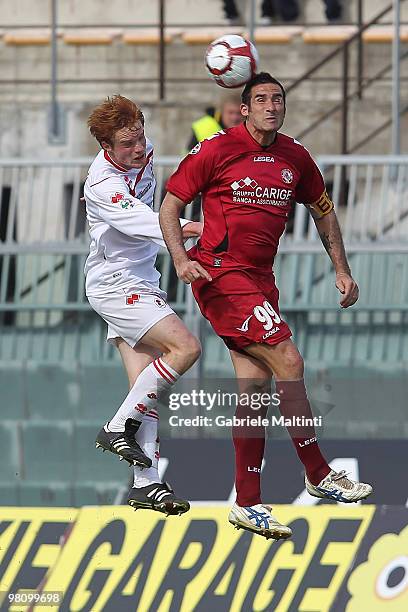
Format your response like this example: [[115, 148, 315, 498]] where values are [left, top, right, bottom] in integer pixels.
[[253, 301, 281, 330]]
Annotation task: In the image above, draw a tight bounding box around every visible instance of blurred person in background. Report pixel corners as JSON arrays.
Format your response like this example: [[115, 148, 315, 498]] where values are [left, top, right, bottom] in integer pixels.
[[187, 93, 242, 151], [322, 0, 343, 22], [185, 94, 243, 225], [223, 0, 343, 25], [84, 95, 202, 516], [222, 0, 298, 24], [222, 0, 286, 25]]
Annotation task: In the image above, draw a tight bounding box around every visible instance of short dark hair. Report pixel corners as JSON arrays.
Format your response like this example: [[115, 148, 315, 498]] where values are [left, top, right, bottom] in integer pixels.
[[241, 72, 286, 107]]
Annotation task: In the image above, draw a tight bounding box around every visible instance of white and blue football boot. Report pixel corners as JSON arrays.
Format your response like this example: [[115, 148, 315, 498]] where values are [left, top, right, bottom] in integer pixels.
[[228, 503, 292, 540], [305, 469, 373, 503]]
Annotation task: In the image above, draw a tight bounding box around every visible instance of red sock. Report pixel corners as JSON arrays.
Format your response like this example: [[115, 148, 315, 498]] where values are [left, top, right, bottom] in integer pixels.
[[232, 403, 266, 506], [275, 379, 330, 485]]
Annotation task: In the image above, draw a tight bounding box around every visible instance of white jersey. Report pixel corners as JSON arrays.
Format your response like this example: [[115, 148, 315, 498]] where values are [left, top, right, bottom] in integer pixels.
[[84, 142, 187, 297]]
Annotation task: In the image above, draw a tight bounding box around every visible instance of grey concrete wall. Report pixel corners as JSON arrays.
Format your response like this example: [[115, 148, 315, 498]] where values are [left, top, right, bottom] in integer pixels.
[[0, 39, 406, 158], [0, 0, 406, 158], [0, 94, 406, 160]]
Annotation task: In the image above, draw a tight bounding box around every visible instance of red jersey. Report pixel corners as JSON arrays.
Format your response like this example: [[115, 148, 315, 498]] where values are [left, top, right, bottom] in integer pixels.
[[166, 123, 329, 273]]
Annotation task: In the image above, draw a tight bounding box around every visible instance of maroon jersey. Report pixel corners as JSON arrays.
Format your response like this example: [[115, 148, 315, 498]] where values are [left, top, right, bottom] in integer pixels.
[[166, 122, 329, 273]]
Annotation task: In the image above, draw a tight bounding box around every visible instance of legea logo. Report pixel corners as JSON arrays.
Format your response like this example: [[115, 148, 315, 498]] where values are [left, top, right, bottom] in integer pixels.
[[254, 156, 275, 162]]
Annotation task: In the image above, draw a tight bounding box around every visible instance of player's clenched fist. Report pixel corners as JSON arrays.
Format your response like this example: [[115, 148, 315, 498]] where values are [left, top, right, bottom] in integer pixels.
[[176, 260, 212, 284], [336, 272, 359, 308]]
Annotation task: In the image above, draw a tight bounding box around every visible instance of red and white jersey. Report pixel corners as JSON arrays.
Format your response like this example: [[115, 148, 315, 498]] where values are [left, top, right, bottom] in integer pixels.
[[166, 123, 331, 274], [84, 141, 188, 297]]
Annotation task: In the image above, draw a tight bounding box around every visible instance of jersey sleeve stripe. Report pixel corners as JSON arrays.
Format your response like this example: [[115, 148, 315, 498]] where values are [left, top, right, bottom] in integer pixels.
[[89, 176, 112, 188]]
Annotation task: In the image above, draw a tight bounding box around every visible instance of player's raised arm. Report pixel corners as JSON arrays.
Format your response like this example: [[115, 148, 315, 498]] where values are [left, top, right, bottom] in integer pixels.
[[311, 207, 359, 308], [303, 188, 358, 308], [296, 146, 359, 310], [160, 192, 212, 284]]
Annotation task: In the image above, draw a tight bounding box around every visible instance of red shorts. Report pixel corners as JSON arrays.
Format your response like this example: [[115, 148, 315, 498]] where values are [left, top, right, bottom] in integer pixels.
[[192, 269, 292, 353]]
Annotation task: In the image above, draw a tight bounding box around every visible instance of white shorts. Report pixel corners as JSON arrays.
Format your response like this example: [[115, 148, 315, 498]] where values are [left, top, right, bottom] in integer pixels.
[[88, 288, 175, 348]]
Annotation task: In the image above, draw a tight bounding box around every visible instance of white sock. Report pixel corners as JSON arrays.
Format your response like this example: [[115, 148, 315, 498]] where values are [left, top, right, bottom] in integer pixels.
[[133, 410, 160, 488], [108, 357, 179, 432]]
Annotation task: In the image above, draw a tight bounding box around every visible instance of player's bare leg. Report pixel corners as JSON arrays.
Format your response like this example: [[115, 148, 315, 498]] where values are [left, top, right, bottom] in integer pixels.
[[99, 313, 200, 432], [117, 339, 190, 515], [228, 349, 292, 540], [116, 338, 159, 388], [244, 339, 372, 503], [139, 313, 201, 374], [96, 318, 195, 514]]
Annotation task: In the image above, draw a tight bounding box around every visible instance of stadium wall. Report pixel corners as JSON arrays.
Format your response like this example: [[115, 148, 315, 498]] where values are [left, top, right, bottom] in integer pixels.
[[0, 2, 407, 157], [1, 96, 407, 161]]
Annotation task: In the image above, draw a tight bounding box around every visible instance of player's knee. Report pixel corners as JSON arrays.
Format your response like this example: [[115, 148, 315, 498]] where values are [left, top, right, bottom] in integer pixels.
[[280, 347, 304, 378], [174, 334, 201, 367], [185, 336, 202, 365], [287, 353, 304, 378]]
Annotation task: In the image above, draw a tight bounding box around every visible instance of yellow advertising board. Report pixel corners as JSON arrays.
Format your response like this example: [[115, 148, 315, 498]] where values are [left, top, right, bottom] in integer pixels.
[[0, 505, 376, 612]]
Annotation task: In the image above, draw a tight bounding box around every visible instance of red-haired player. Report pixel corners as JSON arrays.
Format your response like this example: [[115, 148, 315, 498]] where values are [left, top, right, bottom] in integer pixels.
[[85, 95, 202, 515]]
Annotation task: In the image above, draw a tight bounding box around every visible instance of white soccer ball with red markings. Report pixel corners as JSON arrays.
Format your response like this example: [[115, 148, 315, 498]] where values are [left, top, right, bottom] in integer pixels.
[[205, 34, 259, 88]]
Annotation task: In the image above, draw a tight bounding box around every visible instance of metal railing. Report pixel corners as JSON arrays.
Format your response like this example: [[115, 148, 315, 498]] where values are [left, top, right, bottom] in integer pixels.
[[1, 155, 408, 362], [288, 0, 408, 154], [1, 155, 407, 248], [292, 155, 408, 248]]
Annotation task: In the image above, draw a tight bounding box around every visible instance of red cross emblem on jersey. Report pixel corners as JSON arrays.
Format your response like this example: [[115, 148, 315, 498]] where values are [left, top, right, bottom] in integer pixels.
[[126, 294, 140, 305], [111, 192, 125, 204]]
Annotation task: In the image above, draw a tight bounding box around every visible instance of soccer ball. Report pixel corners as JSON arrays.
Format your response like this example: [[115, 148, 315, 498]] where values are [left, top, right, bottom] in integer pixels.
[[205, 34, 259, 88]]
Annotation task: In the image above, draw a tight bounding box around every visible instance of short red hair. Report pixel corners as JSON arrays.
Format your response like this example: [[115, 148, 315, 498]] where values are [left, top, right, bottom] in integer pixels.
[[88, 95, 144, 146]]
